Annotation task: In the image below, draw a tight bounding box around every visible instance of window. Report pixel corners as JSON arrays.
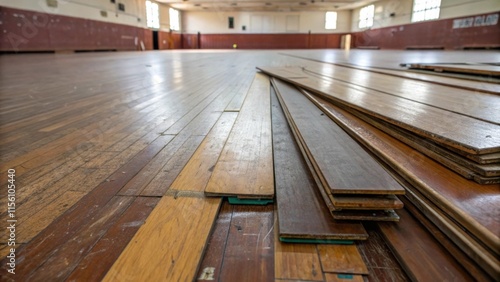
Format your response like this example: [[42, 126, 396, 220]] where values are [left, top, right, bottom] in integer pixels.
[[358, 5, 374, 29], [145, 1, 159, 29], [169, 8, 180, 31], [325, 11, 337, 29], [412, 0, 441, 22]]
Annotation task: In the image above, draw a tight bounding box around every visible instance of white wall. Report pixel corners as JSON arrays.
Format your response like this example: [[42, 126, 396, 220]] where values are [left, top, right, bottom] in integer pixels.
[[0, 0, 150, 28], [351, 0, 500, 32], [182, 10, 351, 34]]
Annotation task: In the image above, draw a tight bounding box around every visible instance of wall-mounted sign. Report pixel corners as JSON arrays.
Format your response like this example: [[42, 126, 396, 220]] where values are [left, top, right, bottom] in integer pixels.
[[453, 13, 498, 29]]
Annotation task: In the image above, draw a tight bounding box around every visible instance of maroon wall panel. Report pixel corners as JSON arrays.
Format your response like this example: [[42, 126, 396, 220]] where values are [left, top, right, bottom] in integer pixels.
[[198, 33, 311, 49], [0, 6, 153, 52], [158, 31, 184, 50], [354, 11, 500, 50]]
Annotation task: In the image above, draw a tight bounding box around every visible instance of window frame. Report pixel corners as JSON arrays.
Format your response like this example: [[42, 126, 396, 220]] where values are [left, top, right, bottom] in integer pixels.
[[145, 0, 160, 29], [358, 4, 374, 29], [411, 0, 441, 23], [169, 7, 180, 31], [325, 11, 337, 30]]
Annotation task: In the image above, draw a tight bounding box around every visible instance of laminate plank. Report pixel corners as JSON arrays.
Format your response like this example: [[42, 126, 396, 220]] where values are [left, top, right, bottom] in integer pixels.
[[271, 88, 367, 240], [21, 196, 135, 281], [205, 73, 274, 198], [378, 209, 473, 282], [280, 52, 500, 92], [272, 78, 404, 195], [258, 66, 500, 155], [299, 63, 500, 125], [406, 63, 500, 77], [345, 107, 500, 180], [171, 112, 238, 192], [196, 200, 233, 282], [401, 194, 493, 281], [274, 221, 324, 281], [318, 244, 369, 275], [302, 92, 500, 255], [218, 204, 274, 282], [66, 197, 160, 282], [103, 196, 222, 282], [331, 195, 403, 211]]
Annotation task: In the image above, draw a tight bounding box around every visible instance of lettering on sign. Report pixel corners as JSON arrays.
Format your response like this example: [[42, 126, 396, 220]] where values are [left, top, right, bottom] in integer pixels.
[[453, 13, 499, 29]]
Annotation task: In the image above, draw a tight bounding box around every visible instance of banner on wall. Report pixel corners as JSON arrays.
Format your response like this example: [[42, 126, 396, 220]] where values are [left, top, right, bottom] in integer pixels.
[[452, 13, 499, 29]]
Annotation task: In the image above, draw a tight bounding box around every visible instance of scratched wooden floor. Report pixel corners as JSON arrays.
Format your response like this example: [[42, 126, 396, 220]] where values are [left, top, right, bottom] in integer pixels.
[[0, 49, 498, 281]]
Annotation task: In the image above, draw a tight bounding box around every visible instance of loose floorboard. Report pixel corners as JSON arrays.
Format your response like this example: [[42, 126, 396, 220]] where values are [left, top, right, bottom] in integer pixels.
[[378, 209, 474, 281], [205, 73, 274, 199], [103, 195, 222, 282], [218, 204, 275, 282], [271, 88, 367, 240], [259, 66, 500, 155], [317, 244, 369, 275], [280, 52, 500, 95], [272, 78, 404, 195], [303, 92, 500, 255]]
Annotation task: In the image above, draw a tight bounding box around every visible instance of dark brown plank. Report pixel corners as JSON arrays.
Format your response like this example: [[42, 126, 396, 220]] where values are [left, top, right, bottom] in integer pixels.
[[271, 87, 367, 240], [66, 196, 160, 282], [196, 200, 233, 281], [272, 78, 404, 195], [400, 195, 493, 281], [22, 196, 135, 281], [259, 66, 500, 155], [378, 209, 473, 282], [218, 204, 275, 282], [302, 91, 500, 256]]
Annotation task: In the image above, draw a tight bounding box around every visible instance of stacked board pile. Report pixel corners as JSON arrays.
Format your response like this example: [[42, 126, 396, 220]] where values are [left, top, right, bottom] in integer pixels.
[[258, 64, 500, 280]]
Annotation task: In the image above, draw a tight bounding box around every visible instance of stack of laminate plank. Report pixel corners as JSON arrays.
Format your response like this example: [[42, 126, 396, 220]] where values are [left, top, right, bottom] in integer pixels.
[[257, 64, 500, 280], [271, 78, 405, 222]]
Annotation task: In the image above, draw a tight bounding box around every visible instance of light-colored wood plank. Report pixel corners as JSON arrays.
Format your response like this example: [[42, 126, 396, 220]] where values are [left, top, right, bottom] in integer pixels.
[[324, 273, 364, 282], [274, 220, 324, 281], [103, 196, 222, 282], [170, 112, 238, 192], [318, 244, 369, 275], [205, 72, 274, 198]]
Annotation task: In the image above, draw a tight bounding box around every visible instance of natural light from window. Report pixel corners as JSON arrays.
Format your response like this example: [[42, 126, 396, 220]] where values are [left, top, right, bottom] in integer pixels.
[[169, 8, 180, 31], [145, 0, 159, 29], [325, 11, 337, 29], [412, 0, 441, 22], [358, 5, 374, 29]]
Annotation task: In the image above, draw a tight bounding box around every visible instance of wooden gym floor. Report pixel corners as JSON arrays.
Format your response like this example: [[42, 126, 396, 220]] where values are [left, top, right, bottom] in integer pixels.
[[0, 49, 498, 281]]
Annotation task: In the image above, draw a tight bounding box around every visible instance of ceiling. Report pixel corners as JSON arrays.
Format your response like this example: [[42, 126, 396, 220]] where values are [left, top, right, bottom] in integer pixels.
[[155, 0, 377, 12]]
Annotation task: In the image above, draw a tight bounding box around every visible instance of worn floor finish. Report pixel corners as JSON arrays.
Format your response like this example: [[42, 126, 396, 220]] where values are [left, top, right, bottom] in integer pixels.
[[0, 49, 498, 281]]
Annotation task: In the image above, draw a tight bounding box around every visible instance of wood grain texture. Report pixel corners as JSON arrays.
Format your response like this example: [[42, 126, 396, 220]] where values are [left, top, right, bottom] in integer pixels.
[[258, 66, 500, 155], [274, 222, 324, 281], [324, 273, 364, 282], [406, 63, 500, 77], [103, 196, 222, 282], [170, 112, 238, 192], [205, 73, 274, 198], [318, 244, 368, 275], [378, 209, 473, 281], [271, 88, 367, 240], [299, 63, 500, 125], [66, 196, 160, 282], [272, 78, 404, 195], [400, 194, 493, 281], [302, 92, 500, 256], [218, 205, 274, 282], [281, 52, 500, 95], [196, 200, 233, 281]]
